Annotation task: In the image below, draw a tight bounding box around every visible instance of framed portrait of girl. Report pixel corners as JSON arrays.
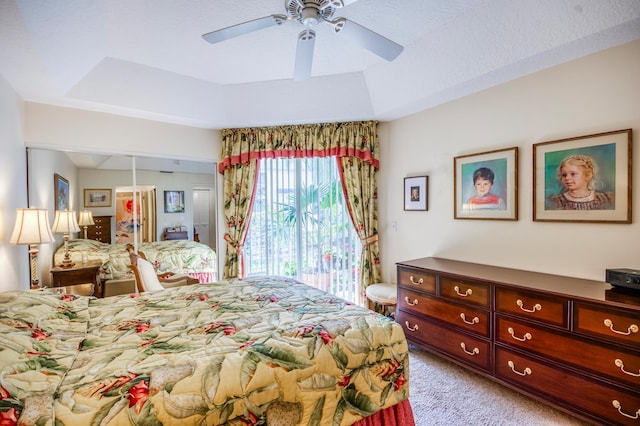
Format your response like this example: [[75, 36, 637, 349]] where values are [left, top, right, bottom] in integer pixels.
[[533, 129, 632, 223]]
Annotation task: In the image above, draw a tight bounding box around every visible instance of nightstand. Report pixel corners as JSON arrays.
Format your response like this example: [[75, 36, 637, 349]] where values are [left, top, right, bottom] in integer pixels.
[[51, 261, 103, 297]]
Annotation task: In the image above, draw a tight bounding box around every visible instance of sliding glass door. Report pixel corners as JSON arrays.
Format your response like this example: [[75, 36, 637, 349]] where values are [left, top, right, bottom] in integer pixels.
[[245, 157, 361, 303]]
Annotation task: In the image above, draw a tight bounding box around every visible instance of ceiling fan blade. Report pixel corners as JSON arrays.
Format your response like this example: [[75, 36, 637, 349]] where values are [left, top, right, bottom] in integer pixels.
[[202, 15, 286, 44], [294, 29, 316, 81], [331, 18, 403, 61]]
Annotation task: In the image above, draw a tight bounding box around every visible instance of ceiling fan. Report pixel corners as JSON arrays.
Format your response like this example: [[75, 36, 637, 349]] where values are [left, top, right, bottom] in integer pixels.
[[202, 0, 404, 81]]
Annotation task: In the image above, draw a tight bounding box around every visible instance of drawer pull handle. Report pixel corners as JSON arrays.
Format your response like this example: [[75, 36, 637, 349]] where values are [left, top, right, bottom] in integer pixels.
[[460, 342, 479, 356], [612, 400, 640, 420], [404, 296, 418, 306], [405, 321, 419, 332], [614, 359, 640, 377], [508, 327, 532, 342], [460, 313, 479, 325], [409, 276, 423, 285], [454, 285, 472, 297], [516, 299, 541, 313], [508, 360, 532, 376], [604, 319, 639, 336]]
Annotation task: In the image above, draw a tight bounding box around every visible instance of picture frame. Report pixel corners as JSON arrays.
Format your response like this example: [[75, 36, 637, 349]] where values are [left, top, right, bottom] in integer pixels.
[[533, 129, 632, 223], [404, 176, 428, 211], [54, 174, 69, 210], [164, 190, 185, 213], [454, 147, 518, 220], [84, 188, 112, 208]]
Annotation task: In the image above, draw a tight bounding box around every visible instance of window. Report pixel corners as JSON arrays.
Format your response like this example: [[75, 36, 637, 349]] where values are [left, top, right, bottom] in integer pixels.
[[245, 157, 362, 303]]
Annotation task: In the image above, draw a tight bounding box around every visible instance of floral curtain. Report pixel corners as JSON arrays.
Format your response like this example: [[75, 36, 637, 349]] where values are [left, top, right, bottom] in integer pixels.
[[338, 156, 382, 306], [221, 161, 259, 279], [219, 121, 382, 298]]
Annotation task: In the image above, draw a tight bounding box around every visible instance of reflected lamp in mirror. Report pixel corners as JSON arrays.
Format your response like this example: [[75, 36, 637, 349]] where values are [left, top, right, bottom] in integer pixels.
[[51, 210, 80, 268], [9, 208, 54, 289], [78, 210, 95, 239]]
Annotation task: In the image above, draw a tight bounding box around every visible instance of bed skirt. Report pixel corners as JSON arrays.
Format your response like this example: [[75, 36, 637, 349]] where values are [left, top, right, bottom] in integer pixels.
[[353, 399, 415, 426]]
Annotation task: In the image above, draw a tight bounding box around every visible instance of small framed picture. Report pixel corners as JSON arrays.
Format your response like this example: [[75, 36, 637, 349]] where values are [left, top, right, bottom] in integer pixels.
[[533, 129, 632, 223], [84, 188, 112, 208], [454, 147, 518, 220], [404, 176, 428, 211], [164, 190, 185, 213], [54, 174, 69, 210]]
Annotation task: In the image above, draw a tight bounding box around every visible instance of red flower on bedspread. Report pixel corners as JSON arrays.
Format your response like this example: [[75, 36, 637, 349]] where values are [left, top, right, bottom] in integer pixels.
[[289, 324, 335, 346], [338, 375, 351, 387], [394, 373, 406, 391], [238, 411, 259, 426], [90, 372, 139, 397], [0, 408, 18, 426], [127, 380, 150, 414], [31, 329, 49, 341]]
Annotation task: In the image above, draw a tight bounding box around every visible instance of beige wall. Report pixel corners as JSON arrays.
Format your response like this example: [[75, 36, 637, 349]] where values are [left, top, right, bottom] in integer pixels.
[[24, 103, 221, 163], [378, 39, 640, 284], [0, 76, 29, 290]]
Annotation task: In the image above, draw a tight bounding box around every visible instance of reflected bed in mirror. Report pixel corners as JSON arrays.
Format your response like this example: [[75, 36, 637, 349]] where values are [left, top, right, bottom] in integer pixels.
[[27, 148, 218, 288]]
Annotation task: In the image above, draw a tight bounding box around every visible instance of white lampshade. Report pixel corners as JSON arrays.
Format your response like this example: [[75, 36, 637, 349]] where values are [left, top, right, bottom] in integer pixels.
[[51, 210, 80, 234], [78, 210, 95, 226], [9, 208, 54, 245]]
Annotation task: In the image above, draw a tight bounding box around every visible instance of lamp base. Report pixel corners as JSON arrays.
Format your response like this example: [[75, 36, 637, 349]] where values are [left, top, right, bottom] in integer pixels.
[[58, 259, 76, 268], [59, 235, 75, 268]]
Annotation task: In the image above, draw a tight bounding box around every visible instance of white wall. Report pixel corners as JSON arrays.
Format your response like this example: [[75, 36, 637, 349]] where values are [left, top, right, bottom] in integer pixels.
[[378, 39, 640, 284], [78, 167, 216, 241], [0, 76, 29, 290], [24, 103, 221, 163], [27, 148, 80, 285]]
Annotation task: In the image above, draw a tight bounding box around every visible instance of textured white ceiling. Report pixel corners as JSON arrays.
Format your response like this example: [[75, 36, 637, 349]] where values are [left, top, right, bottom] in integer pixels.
[[1, 0, 639, 130]]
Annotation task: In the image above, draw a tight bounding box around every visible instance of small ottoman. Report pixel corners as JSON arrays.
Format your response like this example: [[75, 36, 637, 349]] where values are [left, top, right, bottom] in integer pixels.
[[365, 283, 397, 317]]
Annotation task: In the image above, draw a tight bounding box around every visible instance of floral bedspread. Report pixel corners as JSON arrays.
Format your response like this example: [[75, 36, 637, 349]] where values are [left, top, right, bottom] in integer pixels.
[[0, 277, 409, 425], [53, 239, 217, 281]]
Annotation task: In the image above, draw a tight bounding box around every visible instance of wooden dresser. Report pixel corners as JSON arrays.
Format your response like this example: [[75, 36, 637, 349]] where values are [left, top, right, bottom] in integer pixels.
[[87, 215, 112, 243], [396, 257, 640, 425]]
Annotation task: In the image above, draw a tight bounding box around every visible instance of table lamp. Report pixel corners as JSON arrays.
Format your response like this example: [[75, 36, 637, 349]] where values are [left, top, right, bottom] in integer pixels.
[[51, 209, 80, 268], [9, 208, 54, 289], [78, 210, 95, 239]]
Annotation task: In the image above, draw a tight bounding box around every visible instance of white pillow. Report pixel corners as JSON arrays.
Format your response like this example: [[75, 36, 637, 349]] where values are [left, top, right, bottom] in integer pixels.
[[136, 258, 164, 292]]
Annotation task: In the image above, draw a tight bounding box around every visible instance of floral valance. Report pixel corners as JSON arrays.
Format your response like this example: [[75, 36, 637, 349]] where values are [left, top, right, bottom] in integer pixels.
[[218, 121, 379, 173]]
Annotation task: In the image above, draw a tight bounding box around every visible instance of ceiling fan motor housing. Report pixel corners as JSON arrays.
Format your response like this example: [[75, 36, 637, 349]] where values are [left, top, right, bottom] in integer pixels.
[[286, 0, 339, 26]]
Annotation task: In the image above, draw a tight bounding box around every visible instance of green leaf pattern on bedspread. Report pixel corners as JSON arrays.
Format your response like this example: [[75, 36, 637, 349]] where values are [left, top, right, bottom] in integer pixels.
[[52, 239, 217, 280], [0, 277, 409, 426], [0, 291, 90, 426]]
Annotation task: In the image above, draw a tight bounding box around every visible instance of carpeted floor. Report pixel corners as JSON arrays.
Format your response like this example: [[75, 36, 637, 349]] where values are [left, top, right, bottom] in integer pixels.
[[408, 344, 591, 425]]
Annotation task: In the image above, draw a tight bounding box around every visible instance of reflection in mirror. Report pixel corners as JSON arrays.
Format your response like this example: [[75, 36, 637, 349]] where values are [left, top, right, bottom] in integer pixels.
[[27, 148, 218, 287]]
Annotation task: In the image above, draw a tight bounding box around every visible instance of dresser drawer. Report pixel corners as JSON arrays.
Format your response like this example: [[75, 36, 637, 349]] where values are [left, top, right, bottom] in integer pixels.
[[439, 276, 490, 308], [495, 287, 568, 328], [398, 288, 490, 337], [496, 347, 640, 426], [397, 311, 491, 372], [397, 267, 436, 293], [574, 302, 640, 349], [496, 315, 640, 388]]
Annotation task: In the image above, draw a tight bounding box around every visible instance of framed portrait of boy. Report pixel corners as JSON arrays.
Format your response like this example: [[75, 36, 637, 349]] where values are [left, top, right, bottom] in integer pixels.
[[404, 176, 428, 211], [533, 129, 632, 223], [454, 147, 518, 220]]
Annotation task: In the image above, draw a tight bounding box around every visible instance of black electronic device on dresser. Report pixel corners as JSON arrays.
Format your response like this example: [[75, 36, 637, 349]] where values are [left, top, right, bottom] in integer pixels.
[[606, 268, 640, 291]]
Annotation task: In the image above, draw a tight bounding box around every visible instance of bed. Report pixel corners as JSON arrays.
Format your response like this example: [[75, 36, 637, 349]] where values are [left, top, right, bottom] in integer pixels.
[[0, 277, 413, 425], [53, 239, 217, 283]]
